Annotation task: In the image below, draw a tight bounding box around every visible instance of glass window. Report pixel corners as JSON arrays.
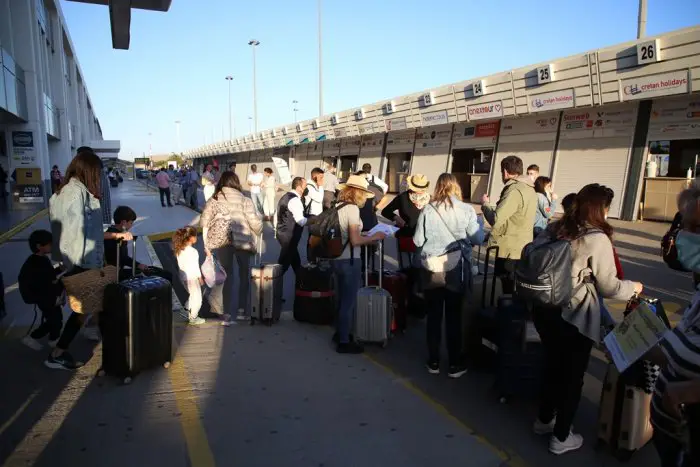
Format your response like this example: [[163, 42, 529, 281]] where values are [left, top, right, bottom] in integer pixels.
[[3, 67, 16, 115]]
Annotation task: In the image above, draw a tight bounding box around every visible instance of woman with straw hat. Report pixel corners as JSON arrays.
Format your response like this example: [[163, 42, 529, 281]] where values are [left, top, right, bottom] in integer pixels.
[[381, 173, 431, 241], [332, 174, 386, 354]]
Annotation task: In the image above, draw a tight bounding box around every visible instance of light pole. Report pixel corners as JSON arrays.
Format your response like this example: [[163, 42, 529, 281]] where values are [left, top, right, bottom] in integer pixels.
[[248, 39, 261, 133], [148, 132, 152, 157], [248, 116, 253, 134], [292, 100, 299, 123], [225, 75, 235, 139], [318, 0, 323, 117], [637, 0, 647, 39], [174, 121, 181, 154]]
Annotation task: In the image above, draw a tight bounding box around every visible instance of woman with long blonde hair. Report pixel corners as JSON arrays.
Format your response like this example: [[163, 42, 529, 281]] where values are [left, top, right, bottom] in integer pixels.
[[413, 173, 484, 378]]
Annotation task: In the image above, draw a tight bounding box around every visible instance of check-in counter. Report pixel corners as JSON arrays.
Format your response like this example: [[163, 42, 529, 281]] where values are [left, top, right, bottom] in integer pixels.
[[642, 177, 693, 222]]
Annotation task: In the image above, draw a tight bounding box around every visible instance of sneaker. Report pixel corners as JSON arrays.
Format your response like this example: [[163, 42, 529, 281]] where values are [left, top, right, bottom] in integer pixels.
[[447, 365, 468, 379], [549, 432, 583, 455], [336, 341, 364, 354], [221, 314, 235, 327], [188, 317, 206, 325], [426, 361, 440, 375], [22, 336, 43, 351], [236, 309, 250, 321], [533, 416, 557, 435], [82, 326, 101, 342], [44, 351, 83, 370]]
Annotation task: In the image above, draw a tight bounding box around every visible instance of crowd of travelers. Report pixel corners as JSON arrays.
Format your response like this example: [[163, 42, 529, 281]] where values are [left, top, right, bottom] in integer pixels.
[[10, 146, 699, 464]]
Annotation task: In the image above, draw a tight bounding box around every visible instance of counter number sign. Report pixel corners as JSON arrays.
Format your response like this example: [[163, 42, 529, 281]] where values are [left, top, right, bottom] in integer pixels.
[[637, 39, 660, 65], [472, 81, 484, 97], [537, 64, 553, 84]]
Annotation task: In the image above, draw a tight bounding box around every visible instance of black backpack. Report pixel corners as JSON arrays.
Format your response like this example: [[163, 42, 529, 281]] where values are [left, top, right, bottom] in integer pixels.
[[307, 202, 351, 259], [515, 230, 600, 307], [367, 176, 385, 204]]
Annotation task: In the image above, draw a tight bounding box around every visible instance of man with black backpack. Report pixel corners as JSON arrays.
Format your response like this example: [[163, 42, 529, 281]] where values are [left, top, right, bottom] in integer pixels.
[[276, 177, 308, 276]]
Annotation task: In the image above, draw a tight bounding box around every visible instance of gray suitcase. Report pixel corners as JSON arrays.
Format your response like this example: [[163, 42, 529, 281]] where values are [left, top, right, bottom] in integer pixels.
[[250, 235, 283, 326], [355, 242, 392, 347]]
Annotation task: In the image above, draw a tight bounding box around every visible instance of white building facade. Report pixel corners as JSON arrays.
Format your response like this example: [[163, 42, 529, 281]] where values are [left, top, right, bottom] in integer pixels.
[[0, 0, 110, 211]]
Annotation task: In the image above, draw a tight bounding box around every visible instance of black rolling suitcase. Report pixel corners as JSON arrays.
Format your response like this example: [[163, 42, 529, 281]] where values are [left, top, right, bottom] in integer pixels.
[[99, 238, 172, 384], [293, 262, 335, 325]]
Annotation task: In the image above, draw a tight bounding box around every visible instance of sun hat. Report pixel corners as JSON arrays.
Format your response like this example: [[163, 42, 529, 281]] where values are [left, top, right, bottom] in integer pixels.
[[407, 174, 430, 193], [338, 174, 375, 198]]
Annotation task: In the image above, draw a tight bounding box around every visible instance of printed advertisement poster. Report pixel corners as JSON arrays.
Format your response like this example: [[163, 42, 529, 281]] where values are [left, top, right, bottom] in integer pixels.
[[11, 131, 37, 168]]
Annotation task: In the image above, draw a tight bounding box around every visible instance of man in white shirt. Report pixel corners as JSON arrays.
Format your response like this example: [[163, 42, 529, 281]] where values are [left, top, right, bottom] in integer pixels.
[[276, 177, 307, 276], [247, 164, 265, 216], [361, 163, 389, 193], [305, 167, 325, 217], [202, 164, 216, 202], [323, 164, 339, 210]]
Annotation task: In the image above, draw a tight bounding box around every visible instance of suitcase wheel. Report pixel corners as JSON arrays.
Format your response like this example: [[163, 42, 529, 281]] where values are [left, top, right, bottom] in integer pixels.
[[163, 361, 171, 369], [123, 376, 132, 385], [96, 369, 106, 377], [499, 395, 509, 404]]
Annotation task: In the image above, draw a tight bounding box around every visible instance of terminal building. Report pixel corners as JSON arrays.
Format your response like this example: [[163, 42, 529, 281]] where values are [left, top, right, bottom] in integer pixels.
[[184, 25, 700, 222], [0, 0, 116, 217]]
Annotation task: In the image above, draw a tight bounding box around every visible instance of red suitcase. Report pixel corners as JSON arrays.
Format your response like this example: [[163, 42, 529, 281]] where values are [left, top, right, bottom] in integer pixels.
[[368, 270, 408, 333]]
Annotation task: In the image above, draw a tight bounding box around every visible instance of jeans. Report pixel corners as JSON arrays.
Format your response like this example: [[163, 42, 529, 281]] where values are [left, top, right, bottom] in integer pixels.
[[425, 287, 463, 366], [332, 259, 361, 344], [212, 246, 252, 316], [159, 187, 172, 206], [30, 300, 63, 341], [533, 307, 594, 441], [251, 192, 264, 216]]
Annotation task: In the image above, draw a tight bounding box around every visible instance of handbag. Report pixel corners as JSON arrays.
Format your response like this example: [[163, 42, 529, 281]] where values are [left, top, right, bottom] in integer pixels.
[[420, 204, 472, 290], [62, 265, 118, 314]]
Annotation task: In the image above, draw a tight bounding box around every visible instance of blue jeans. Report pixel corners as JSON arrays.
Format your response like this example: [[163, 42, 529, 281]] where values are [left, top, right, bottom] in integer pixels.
[[251, 192, 263, 216], [332, 259, 361, 344]]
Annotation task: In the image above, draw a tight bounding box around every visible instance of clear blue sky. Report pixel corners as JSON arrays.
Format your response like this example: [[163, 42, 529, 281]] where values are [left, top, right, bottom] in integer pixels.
[[60, 0, 700, 160]]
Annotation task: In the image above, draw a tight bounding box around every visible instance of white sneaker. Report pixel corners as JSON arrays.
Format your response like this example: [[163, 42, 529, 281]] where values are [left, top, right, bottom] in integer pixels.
[[221, 314, 235, 327], [188, 317, 206, 325], [21, 336, 43, 351], [82, 326, 101, 342], [533, 416, 556, 435], [549, 432, 583, 455]]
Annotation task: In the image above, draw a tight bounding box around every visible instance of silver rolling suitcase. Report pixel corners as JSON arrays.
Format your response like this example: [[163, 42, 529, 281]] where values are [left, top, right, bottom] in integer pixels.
[[355, 242, 392, 347], [250, 234, 283, 326]]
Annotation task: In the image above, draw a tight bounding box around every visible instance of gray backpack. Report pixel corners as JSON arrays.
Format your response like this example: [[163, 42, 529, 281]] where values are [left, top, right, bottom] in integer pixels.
[[514, 230, 600, 307]]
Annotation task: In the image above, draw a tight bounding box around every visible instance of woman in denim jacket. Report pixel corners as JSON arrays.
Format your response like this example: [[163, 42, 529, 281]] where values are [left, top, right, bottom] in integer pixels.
[[413, 173, 484, 378], [47, 151, 132, 370]]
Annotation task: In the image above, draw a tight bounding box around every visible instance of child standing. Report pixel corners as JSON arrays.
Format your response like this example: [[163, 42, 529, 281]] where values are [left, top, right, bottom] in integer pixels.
[[173, 226, 205, 325], [18, 230, 65, 350]]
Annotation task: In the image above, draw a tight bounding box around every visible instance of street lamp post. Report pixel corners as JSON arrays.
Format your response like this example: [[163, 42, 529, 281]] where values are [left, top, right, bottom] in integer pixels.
[[148, 132, 152, 157], [248, 116, 253, 134], [174, 121, 181, 154], [292, 100, 299, 123], [248, 40, 261, 133], [318, 0, 323, 117], [225, 76, 235, 139]]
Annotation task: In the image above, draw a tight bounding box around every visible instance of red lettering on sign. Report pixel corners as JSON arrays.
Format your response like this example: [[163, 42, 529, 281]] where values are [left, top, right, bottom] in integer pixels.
[[474, 122, 500, 138]]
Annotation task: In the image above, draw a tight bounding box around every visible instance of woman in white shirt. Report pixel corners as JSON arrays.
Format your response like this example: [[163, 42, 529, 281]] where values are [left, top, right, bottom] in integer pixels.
[[262, 167, 277, 221], [173, 226, 205, 325], [202, 165, 216, 202]]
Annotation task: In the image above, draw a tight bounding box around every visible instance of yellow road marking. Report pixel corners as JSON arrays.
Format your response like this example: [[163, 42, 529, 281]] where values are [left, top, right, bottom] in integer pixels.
[[0, 209, 48, 244], [363, 354, 529, 467], [168, 353, 216, 467], [0, 390, 39, 437]]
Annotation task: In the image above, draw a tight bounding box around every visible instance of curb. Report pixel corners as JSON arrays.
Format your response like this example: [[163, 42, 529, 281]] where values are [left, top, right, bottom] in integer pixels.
[[0, 209, 48, 245]]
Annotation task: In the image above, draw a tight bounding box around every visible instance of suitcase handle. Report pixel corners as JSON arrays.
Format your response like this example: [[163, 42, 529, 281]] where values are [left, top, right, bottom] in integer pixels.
[[364, 242, 383, 289], [115, 236, 139, 281], [481, 246, 499, 308]]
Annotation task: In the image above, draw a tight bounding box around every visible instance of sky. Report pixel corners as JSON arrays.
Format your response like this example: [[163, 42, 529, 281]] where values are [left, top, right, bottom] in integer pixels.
[[59, 0, 700, 160]]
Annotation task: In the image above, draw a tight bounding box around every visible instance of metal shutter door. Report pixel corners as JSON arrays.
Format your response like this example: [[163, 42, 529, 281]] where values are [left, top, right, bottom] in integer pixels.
[[489, 141, 555, 201], [553, 137, 631, 218]]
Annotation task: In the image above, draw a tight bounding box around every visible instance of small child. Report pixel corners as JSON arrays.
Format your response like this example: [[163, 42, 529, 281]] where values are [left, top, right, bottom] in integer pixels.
[[18, 230, 65, 351], [173, 226, 206, 325]]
